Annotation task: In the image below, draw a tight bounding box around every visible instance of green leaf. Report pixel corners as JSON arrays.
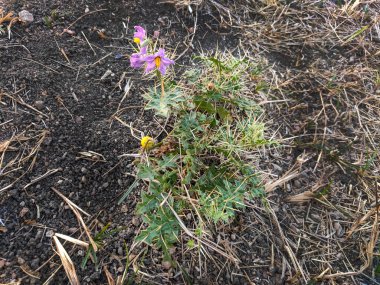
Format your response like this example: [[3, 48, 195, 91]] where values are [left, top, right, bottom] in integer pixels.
[[208, 57, 231, 71], [118, 179, 139, 205], [157, 155, 179, 170], [187, 239, 195, 249], [194, 98, 215, 114], [344, 25, 368, 44], [143, 84, 186, 117], [137, 165, 156, 180], [216, 106, 231, 121]]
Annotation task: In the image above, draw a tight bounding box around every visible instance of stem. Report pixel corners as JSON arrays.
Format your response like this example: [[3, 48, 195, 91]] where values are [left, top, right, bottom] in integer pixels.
[[160, 77, 165, 101]]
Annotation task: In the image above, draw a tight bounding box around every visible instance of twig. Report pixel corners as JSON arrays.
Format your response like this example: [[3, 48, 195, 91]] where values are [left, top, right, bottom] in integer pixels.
[[60, 9, 107, 35], [81, 31, 97, 55], [23, 168, 62, 189], [2, 91, 48, 118], [23, 58, 61, 74]]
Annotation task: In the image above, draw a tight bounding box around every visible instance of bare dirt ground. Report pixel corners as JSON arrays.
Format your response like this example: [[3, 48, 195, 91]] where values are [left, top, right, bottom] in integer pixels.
[[1, 0, 380, 284]]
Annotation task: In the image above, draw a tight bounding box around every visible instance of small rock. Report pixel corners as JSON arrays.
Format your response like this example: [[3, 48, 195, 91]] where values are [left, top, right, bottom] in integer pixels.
[[19, 201, 26, 207], [117, 266, 124, 273], [30, 258, 40, 269], [294, 180, 301, 188], [75, 116, 82, 124], [162, 261, 171, 270], [81, 176, 87, 183], [81, 167, 87, 173], [35, 230, 43, 239], [169, 247, 176, 255], [19, 207, 29, 218], [43, 137, 52, 146], [102, 182, 109, 188], [131, 217, 140, 227], [68, 227, 78, 234], [17, 257, 25, 265], [19, 10, 34, 23], [46, 230, 54, 237], [334, 221, 344, 237], [34, 100, 44, 110], [231, 233, 236, 241]]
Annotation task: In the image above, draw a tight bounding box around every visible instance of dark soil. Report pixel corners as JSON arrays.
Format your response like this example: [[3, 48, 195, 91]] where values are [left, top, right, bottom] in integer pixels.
[[2, 0, 377, 285], [0, 0, 248, 284]]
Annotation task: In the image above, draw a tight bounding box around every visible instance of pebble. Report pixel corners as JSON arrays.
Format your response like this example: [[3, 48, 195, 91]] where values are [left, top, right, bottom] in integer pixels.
[[19, 207, 29, 218], [186, 213, 192, 220], [17, 257, 25, 265], [294, 180, 301, 188], [20, 201, 26, 207], [34, 100, 44, 110], [75, 116, 82, 124], [46, 230, 54, 237], [30, 258, 40, 269], [162, 261, 171, 270], [68, 227, 78, 234], [131, 217, 140, 227], [334, 221, 344, 237], [19, 10, 34, 23], [169, 247, 176, 255], [35, 230, 43, 239]]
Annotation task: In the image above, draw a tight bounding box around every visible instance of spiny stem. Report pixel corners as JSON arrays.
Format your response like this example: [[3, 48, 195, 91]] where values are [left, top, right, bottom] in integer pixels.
[[160, 77, 165, 101], [155, 70, 165, 101]]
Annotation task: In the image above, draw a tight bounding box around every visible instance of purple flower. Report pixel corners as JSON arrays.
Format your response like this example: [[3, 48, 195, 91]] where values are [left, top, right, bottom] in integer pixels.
[[144, 48, 174, 75], [130, 46, 147, 69], [133, 26, 146, 45]]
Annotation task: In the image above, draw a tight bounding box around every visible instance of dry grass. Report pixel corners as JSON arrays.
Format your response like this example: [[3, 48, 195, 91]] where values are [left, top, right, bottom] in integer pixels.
[[2, 0, 379, 283], [157, 0, 380, 284], [52, 236, 80, 285], [0, 89, 51, 194]]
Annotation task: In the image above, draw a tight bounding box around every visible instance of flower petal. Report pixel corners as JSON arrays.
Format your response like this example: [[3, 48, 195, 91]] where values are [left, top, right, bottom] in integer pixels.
[[140, 46, 147, 55], [156, 48, 166, 57], [145, 60, 157, 73], [158, 64, 167, 75], [130, 53, 145, 68], [144, 54, 156, 63], [161, 57, 175, 65], [133, 26, 146, 41]]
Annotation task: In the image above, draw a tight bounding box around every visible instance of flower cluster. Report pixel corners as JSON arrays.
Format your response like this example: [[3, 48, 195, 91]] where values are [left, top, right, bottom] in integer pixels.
[[130, 26, 174, 75]]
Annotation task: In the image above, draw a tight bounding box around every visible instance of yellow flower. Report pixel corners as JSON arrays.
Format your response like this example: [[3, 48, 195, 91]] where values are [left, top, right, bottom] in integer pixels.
[[141, 136, 155, 150]]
